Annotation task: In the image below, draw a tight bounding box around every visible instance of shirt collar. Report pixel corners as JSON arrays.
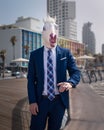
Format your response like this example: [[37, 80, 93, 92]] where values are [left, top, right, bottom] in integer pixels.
[[44, 46, 56, 53]]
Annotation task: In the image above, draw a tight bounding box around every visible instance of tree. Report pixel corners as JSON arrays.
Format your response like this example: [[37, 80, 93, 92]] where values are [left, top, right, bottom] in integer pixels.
[[10, 36, 17, 60], [76, 48, 81, 56], [24, 45, 29, 58], [0, 49, 6, 78]]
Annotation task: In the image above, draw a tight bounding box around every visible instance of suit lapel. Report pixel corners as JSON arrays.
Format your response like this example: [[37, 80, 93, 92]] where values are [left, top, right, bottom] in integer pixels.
[[56, 46, 61, 83], [38, 47, 44, 83]]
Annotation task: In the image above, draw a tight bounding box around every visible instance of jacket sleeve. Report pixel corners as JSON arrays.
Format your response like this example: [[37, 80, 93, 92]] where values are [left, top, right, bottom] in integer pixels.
[[66, 49, 81, 87], [27, 52, 37, 104]]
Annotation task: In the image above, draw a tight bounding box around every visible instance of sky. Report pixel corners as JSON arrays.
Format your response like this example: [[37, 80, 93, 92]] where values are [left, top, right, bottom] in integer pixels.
[[0, 0, 104, 53]]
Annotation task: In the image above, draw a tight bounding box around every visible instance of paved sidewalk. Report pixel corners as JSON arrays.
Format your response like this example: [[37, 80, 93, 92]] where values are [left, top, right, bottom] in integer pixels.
[[64, 81, 104, 130], [0, 78, 104, 130]]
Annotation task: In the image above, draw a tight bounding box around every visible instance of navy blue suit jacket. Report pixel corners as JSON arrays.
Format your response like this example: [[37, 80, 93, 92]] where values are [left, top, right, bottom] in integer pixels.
[[27, 45, 80, 108]]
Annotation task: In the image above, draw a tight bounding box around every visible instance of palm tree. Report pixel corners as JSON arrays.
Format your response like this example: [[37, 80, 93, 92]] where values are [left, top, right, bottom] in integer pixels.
[[76, 48, 81, 56], [24, 45, 29, 59], [10, 36, 17, 60], [0, 49, 6, 78]]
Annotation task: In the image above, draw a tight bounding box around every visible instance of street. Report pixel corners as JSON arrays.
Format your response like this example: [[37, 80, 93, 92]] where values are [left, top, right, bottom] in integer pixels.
[[0, 78, 104, 130]]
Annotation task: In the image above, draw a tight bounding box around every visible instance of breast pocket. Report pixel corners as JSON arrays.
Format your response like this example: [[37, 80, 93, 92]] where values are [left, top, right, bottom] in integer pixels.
[[60, 58, 67, 70]]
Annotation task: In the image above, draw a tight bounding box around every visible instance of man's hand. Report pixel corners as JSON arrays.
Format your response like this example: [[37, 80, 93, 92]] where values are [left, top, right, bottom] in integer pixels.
[[29, 103, 39, 115], [57, 82, 72, 93]]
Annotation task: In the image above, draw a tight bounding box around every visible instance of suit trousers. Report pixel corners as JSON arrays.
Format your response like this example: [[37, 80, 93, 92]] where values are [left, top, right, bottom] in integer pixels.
[[30, 95, 65, 130]]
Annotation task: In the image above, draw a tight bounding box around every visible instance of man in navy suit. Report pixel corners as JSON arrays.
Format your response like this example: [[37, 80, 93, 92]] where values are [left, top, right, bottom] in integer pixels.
[[27, 16, 80, 130]]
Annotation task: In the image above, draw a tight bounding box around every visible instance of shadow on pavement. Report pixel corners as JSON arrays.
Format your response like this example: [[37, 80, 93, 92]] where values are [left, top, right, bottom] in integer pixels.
[[12, 97, 30, 130]]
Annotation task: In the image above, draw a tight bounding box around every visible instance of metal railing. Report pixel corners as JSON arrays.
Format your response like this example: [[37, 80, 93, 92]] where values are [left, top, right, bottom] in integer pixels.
[[81, 69, 104, 84]]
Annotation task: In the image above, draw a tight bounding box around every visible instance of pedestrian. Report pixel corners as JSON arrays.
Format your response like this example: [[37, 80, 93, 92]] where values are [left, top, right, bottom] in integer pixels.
[[27, 15, 80, 130]]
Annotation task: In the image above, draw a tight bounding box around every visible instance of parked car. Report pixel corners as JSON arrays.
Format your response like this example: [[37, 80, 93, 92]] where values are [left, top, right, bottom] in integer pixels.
[[11, 71, 27, 78], [5, 69, 11, 73], [11, 71, 20, 76]]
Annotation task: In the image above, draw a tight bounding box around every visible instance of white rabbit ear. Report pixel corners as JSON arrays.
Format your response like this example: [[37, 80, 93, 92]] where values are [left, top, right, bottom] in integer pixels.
[[43, 14, 50, 23], [43, 14, 56, 23], [47, 14, 51, 22]]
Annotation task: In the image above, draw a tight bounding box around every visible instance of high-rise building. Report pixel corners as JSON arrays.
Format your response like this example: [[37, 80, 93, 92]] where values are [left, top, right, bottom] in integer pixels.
[[102, 44, 104, 55], [82, 22, 96, 54], [47, 0, 77, 40]]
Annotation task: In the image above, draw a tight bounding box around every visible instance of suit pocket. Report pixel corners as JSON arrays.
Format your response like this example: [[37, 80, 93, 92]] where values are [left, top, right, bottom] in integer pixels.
[[60, 58, 67, 70], [60, 57, 67, 61]]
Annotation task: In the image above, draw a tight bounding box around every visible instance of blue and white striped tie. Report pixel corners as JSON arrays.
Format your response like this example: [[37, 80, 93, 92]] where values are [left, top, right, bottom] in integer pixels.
[[47, 49, 55, 101]]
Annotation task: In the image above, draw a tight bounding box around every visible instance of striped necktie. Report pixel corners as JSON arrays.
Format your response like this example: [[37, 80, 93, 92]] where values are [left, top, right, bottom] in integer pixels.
[[47, 49, 55, 101]]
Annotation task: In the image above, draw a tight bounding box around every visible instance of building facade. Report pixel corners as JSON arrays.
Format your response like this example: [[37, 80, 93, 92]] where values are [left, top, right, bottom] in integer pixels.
[[15, 16, 41, 32], [0, 17, 42, 66], [58, 36, 84, 67], [47, 0, 77, 40], [58, 36, 84, 56], [82, 22, 96, 55]]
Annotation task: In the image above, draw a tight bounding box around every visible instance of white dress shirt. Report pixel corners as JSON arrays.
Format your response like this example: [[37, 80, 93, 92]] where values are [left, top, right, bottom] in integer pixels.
[[42, 46, 59, 95]]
